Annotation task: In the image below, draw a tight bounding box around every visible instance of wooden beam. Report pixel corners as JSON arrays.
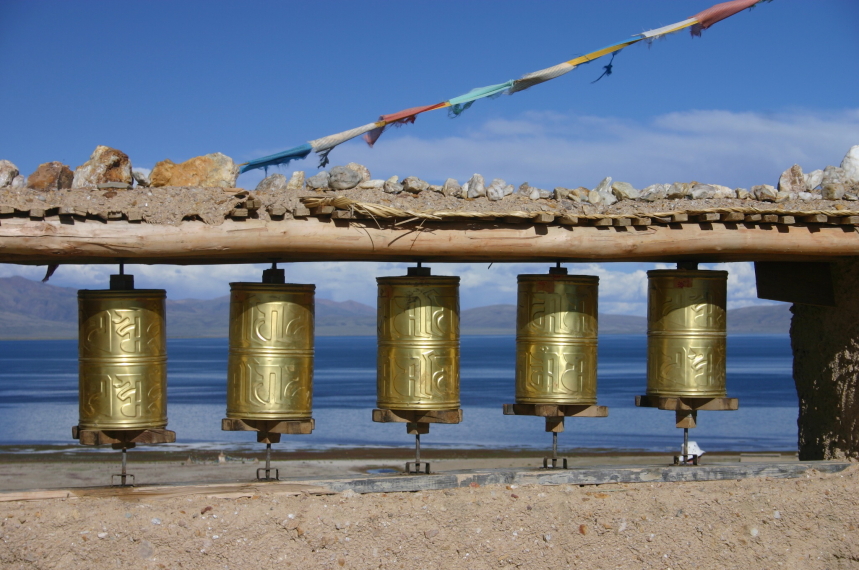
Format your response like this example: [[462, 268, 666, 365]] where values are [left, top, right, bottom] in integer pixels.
[[372, 408, 462, 424], [1, 217, 859, 265], [754, 261, 836, 306]]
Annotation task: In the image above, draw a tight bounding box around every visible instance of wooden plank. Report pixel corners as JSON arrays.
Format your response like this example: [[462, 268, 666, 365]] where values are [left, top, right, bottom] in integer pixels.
[[613, 218, 631, 227], [651, 216, 671, 224], [593, 218, 613, 227], [292, 205, 310, 218], [0, 205, 14, 215], [839, 216, 859, 225], [721, 212, 745, 222], [762, 214, 779, 223], [311, 205, 335, 216], [698, 213, 720, 223], [634, 395, 738, 411], [532, 213, 554, 224], [779, 216, 796, 225], [221, 418, 314, 435], [557, 215, 579, 226], [268, 205, 287, 217], [503, 403, 608, 418], [671, 213, 688, 223], [372, 408, 463, 424], [802, 214, 828, 224], [744, 214, 762, 222], [126, 209, 142, 222], [754, 261, 836, 306], [29, 208, 45, 219], [631, 217, 651, 226], [72, 428, 176, 446], [58, 206, 75, 216], [107, 212, 123, 220], [230, 208, 249, 218], [331, 210, 353, 220]]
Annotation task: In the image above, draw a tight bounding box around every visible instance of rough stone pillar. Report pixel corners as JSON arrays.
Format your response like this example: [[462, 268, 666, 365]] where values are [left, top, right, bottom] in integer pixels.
[[790, 257, 859, 460]]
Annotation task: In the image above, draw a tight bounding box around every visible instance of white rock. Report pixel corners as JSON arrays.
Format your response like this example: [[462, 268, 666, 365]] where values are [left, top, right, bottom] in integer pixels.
[[10, 175, 25, 188], [822, 165, 846, 185], [553, 187, 572, 200], [73, 145, 133, 189], [587, 190, 602, 205], [345, 162, 371, 182], [402, 176, 429, 194], [666, 182, 691, 199], [611, 181, 639, 200], [329, 166, 362, 190], [593, 177, 612, 194], [383, 175, 402, 194], [486, 178, 508, 201], [442, 178, 461, 198], [359, 179, 385, 190], [528, 188, 541, 200], [778, 164, 805, 194], [735, 188, 751, 200], [466, 174, 485, 198], [752, 184, 778, 201], [427, 184, 443, 193], [692, 183, 734, 200], [841, 145, 859, 183], [803, 169, 823, 192], [131, 168, 150, 187], [305, 171, 330, 189], [0, 160, 19, 187], [287, 171, 305, 190], [639, 184, 668, 202], [255, 173, 288, 192], [798, 192, 815, 201], [775, 191, 792, 203]]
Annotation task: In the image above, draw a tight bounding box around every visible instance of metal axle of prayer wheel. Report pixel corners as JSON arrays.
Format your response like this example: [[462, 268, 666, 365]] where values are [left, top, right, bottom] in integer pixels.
[[372, 263, 462, 474], [72, 264, 175, 487], [221, 264, 315, 481], [503, 263, 608, 469], [635, 262, 738, 466]]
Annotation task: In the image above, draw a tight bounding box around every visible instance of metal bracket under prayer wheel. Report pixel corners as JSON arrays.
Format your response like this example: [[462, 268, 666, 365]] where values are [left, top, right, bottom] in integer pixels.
[[635, 396, 738, 465], [72, 426, 176, 486], [503, 404, 608, 469], [372, 409, 463, 475], [221, 418, 315, 481]]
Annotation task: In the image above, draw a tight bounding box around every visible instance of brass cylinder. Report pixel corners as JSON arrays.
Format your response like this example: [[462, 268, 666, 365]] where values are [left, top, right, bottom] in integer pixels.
[[646, 269, 728, 397], [515, 274, 599, 405], [226, 283, 315, 420], [377, 275, 460, 410], [78, 289, 167, 430]]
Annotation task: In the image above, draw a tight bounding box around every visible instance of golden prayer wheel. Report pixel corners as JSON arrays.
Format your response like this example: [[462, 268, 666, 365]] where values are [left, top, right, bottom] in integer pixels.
[[646, 269, 728, 398], [226, 282, 315, 420], [376, 272, 460, 410], [77, 288, 167, 430], [515, 273, 599, 405]]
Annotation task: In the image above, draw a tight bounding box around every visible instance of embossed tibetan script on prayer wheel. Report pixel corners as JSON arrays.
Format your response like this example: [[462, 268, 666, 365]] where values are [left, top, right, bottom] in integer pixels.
[[515, 272, 599, 405], [376, 273, 460, 410], [646, 269, 728, 398], [77, 288, 167, 430], [226, 282, 315, 420]]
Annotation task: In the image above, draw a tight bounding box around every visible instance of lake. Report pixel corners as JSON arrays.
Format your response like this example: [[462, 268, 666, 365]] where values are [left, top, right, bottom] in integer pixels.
[[0, 335, 797, 454]]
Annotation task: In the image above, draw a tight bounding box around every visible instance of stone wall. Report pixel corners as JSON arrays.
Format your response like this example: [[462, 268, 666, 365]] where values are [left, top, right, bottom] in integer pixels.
[[791, 257, 859, 460]]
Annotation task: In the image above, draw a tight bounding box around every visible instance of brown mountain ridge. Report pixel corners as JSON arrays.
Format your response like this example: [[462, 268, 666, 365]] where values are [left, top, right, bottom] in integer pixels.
[[0, 276, 790, 339]]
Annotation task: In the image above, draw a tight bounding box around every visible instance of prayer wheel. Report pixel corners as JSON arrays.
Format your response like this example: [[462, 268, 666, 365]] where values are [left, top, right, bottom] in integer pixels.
[[226, 280, 315, 420], [646, 269, 728, 398], [515, 272, 599, 405], [376, 271, 460, 410], [77, 285, 167, 430]]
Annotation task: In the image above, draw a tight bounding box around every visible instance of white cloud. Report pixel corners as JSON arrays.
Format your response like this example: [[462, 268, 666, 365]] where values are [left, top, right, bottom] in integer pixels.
[[237, 107, 859, 191]]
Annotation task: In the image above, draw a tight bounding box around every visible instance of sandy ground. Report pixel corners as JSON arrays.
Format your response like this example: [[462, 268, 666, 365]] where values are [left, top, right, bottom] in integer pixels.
[[2, 452, 858, 569]]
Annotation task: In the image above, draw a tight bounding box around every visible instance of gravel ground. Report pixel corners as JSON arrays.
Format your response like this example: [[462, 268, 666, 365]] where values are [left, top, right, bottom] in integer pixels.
[[2, 464, 858, 569]]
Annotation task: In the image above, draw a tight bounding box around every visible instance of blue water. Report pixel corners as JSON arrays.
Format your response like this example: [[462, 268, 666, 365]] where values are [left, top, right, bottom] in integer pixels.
[[0, 335, 798, 453]]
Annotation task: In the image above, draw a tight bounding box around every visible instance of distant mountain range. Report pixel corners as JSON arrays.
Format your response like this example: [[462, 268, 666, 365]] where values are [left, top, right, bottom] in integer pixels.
[[0, 276, 791, 340]]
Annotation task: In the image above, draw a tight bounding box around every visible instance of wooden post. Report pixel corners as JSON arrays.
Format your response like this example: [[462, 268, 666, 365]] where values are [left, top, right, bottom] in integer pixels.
[[791, 257, 859, 460]]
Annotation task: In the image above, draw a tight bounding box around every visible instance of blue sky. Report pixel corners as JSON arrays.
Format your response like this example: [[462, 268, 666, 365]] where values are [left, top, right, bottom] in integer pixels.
[[1, 1, 857, 312]]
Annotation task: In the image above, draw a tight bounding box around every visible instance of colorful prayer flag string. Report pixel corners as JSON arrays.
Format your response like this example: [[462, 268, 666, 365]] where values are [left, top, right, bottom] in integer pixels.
[[241, 0, 772, 173]]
